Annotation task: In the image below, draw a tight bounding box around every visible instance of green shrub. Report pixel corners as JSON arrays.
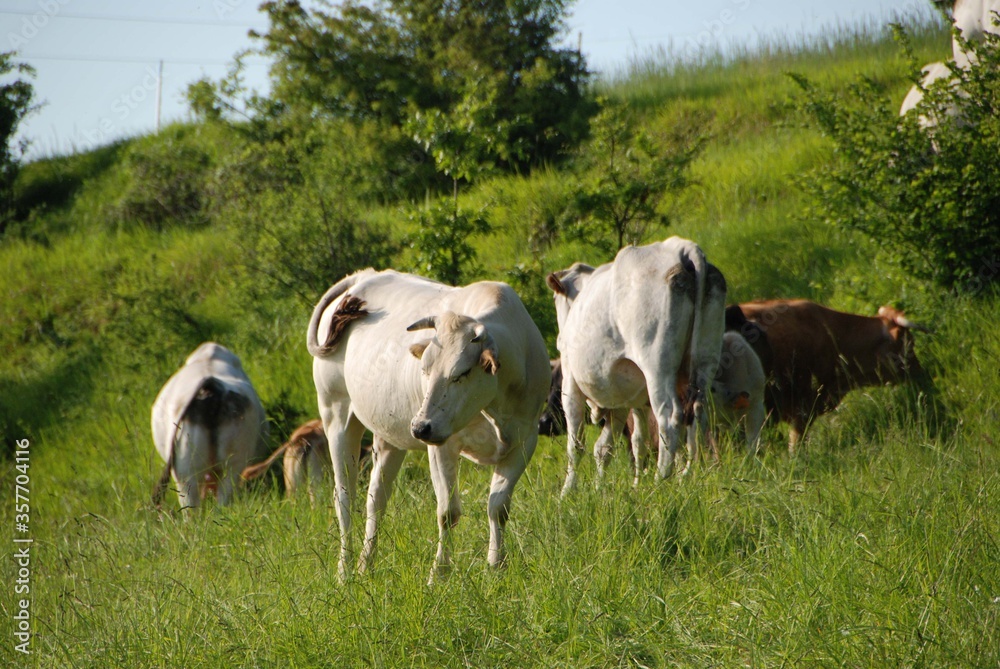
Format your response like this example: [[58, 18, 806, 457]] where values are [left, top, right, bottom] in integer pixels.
[[211, 137, 398, 305], [405, 199, 490, 286], [109, 134, 212, 230], [791, 26, 1000, 293], [562, 98, 704, 254], [0, 51, 35, 235]]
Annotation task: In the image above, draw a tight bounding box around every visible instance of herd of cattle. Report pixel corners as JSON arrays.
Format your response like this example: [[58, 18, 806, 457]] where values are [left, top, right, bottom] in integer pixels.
[[150, 236, 929, 581]]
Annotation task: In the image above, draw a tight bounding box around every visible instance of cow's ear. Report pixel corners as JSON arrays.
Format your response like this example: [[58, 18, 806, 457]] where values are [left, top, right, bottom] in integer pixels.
[[480, 347, 500, 375], [407, 316, 437, 332], [546, 271, 567, 295], [410, 340, 431, 359]]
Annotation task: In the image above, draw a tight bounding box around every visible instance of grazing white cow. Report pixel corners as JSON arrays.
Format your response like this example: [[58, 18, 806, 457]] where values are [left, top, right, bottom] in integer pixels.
[[151, 342, 269, 510], [547, 237, 726, 495], [307, 269, 549, 582], [710, 332, 767, 451], [902, 2, 999, 121], [899, 61, 955, 125], [241, 418, 334, 504]]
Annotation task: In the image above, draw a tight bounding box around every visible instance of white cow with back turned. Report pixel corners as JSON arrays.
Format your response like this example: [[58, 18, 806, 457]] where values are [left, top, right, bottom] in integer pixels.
[[900, 2, 999, 121], [951, 0, 1000, 66], [547, 237, 726, 495], [151, 342, 269, 511], [307, 269, 549, 583]]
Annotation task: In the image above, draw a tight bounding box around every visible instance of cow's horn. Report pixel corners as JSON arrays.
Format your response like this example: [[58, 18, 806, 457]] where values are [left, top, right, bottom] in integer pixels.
[[406, 316, 437, 332], [895, 315, 933, 333]]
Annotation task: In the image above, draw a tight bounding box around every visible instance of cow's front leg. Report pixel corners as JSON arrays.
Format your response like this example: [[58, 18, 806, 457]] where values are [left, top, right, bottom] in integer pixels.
[[323, 407, 366, 582], [561, 374, 588, 497], [427, 443, 461, 584], [746, 403, 766, 455], [488, 429, 537, 568], [174, 474, 200, 514], [358, 438, 406, 574], [788, 415, 807, 455]]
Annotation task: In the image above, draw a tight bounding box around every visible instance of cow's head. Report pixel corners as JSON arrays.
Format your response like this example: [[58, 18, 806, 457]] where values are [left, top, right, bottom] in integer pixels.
[[407, 311, 500, 444], [875, 306, 928, 380], [537, 359, 565, 436], [546, 263, 596, 330]]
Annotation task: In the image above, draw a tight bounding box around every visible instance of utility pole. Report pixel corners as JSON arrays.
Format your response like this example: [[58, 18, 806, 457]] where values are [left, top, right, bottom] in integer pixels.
[[155, 59, 163, 133]]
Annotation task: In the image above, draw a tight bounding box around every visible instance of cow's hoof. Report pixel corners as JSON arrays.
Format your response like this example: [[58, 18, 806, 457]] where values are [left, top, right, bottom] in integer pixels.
[[427, 562, 452, 586], [560, 476, 577, 498]]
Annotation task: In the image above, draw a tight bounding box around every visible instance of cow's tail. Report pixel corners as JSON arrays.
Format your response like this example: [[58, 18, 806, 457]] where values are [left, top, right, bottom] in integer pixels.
[[684, 246, 727, 417], [685, 244, 710, 386], [152, 445, 175, 509], [151, 377, 225, 509], [240, 440, 290, 482], [306, 272, 369, 358]]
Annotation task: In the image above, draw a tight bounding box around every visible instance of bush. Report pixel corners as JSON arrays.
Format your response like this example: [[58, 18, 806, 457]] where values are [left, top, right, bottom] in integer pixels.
[[791, 26, 1000, 293], [109, 134, 212, 230], [212, 136, 398, 305], [562, 98, 703, 254], [405, 199, 490, 286], [0, 51, 35, 235]]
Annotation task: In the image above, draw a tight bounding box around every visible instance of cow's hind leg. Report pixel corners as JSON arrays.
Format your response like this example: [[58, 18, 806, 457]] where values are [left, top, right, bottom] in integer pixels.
[[214, 420, 253, 507], [173, 422, 211, 513], [561, 372, 589, 497], [427, 444, 462, 584], [322, 406, 366, 582], [593, 408, 626, 484], [629, 406, 651, 486], [648, 375, 684, 479], [681, 384, 707, 477], [306, 446, 327, 506], [358, 437, 406, 575]]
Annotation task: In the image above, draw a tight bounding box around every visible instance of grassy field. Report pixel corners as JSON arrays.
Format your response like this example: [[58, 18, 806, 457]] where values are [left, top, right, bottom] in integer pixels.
[[3, 9, 1000, 668]]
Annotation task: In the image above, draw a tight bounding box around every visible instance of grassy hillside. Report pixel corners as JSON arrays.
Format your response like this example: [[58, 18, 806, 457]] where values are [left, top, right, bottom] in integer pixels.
[[3, 11, 1000, 668]]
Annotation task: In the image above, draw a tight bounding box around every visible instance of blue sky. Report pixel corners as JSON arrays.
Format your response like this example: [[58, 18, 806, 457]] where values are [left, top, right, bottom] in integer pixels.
[[2, 0, 937, 160]]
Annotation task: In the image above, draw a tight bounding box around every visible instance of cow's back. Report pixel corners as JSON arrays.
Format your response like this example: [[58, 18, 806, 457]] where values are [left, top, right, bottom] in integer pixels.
[[737, 299, 890, 424]]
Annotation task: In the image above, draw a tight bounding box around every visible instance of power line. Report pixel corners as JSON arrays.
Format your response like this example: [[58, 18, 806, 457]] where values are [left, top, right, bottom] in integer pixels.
[[0, 9, 267, 29], [17, 53, 269, 66]]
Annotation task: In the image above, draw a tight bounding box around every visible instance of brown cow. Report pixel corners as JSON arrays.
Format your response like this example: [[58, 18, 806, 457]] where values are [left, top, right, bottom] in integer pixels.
[[729, 300, 927, 452], [241, 419, 332, 504]]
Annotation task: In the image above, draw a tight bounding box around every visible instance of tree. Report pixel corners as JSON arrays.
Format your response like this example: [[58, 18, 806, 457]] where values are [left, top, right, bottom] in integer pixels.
[[564, 99, 703, 253], [1, 51, 36, 234], [251, 0, 592, 169]]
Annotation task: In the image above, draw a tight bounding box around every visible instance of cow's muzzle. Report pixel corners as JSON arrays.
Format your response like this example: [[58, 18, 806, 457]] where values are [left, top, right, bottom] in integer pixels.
[[410, 418, 446, 444]]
